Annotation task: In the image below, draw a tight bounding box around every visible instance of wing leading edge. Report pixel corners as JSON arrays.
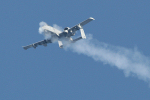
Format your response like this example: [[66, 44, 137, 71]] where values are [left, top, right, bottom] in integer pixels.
[[69, 17, 95, 33]]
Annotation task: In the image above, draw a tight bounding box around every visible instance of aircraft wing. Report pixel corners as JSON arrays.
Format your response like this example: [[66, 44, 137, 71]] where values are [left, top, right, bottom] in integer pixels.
[[22, 39, 52, 50], [69, 17, 95, 32]]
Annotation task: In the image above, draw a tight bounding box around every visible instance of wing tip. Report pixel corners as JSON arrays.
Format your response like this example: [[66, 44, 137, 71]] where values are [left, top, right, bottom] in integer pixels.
[[89, 17, 95, 20], [22, 46, 27, 50]]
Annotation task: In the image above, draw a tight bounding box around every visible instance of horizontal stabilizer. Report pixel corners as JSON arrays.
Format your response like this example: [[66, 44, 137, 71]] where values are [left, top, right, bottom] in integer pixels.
[[73, 37, 82, 42]]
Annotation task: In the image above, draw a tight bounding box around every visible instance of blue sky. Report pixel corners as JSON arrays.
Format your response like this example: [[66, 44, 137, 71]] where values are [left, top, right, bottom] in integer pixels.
[[1, 0, 150, 100]]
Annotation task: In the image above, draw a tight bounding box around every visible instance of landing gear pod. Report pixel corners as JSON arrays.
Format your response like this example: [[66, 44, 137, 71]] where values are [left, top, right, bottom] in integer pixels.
[[58, 40, 63, 48]]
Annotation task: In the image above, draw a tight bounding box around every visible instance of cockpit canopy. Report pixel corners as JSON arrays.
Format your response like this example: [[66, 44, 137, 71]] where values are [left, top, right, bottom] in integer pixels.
[[64, 27, 70, 30]]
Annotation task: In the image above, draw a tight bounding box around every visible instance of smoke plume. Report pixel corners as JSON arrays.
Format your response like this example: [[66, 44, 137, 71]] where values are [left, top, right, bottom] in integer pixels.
[[40, 23, 150, 85], [39, 22, 64, 40], [66, 34, 150, 84], [53, 24, 63, 32], [39, 21, 51, 39]]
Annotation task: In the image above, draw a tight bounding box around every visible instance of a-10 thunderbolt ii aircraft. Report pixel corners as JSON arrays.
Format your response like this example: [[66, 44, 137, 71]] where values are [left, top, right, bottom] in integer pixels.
[[22, 17, 95, 50]]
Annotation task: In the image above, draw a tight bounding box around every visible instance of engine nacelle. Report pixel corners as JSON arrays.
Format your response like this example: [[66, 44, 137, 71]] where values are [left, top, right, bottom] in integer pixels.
[[64, 27, 70, 30], [64, 27, 70, 33]]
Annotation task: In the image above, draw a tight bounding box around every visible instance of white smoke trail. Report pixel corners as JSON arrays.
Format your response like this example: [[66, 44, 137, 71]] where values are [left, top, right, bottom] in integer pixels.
[[39, 22, 63, 40], [66, 34, 150, 84], [53, 24, 63, 32], [40, 23, 150, 85], [39, 21, 47, 34], [39, 21, 51, 39]]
